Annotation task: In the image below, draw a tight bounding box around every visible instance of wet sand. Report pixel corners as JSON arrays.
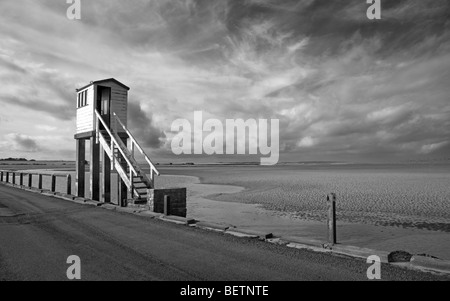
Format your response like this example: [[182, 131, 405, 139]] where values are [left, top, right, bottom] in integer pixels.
[[180, 175, 450, 260]]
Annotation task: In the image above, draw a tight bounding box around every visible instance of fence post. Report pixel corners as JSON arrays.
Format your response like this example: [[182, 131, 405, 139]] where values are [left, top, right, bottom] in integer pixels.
[[327, 193, 337, 245], [28, 174, 32, 188], [164, 195, 171, 216], [19, 173, 23, 186], [0, 171, 3, 182], [66, 175, 72, 195], [12, 172, 16, 185], [51, 175, 56, 193], [38, 174, 43, 190]]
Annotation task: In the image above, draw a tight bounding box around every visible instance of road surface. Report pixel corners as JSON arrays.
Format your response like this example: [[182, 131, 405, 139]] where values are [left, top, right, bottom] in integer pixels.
[[0, 184, 445, 281]]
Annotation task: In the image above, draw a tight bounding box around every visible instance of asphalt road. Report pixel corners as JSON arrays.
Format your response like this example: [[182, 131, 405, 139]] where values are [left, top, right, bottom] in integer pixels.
[[0, 184, 446, 281]]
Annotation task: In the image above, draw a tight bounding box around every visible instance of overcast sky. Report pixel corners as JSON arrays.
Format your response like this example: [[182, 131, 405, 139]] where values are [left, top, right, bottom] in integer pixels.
[[0, 0, 449, 163]]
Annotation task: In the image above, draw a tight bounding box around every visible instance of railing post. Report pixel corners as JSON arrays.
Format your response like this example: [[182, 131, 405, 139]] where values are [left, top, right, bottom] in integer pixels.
[[129, 169, 134, 195], [96, 115, 100, 144], [19, 173, 23, 186], [111, 142, 115, 171], [66, 174, 72, 195], [164, 195, 171, 216], [6, 172, 10, 183], [51, 175, 56, 193], [28, 174, 32, 188], [12, 172, 15, 185], [0, 171, 3, 182], [327, 193, 337, 245], [38, 174, 43, 190]]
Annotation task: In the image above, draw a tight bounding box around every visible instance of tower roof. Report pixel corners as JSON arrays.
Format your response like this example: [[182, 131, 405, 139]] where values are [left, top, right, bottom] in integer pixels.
[[76, 78, 130, 92]]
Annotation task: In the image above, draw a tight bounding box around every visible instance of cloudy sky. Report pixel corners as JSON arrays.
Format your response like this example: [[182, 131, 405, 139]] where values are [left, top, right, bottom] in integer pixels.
[[0, 0, 449, 163]]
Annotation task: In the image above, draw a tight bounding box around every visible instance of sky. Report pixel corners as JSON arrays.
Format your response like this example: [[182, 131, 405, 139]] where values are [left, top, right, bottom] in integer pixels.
[[0, 0, 449, 163]]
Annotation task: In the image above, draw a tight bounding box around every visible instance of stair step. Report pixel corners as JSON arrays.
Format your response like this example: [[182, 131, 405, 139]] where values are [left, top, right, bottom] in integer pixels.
[[134, 185, 148, 189]]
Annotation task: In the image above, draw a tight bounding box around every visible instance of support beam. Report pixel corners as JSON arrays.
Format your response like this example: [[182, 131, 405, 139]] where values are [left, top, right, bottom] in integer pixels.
[[90, 137, 100, 201], [119, 176, 128, 207], [117, 137, 129, 207], [101, 147, 111, 203], [76, 139, 86, 197]]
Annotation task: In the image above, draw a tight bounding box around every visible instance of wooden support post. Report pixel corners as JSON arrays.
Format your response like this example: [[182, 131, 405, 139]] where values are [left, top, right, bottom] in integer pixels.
[[118, 137, 128, 207], [66, 175, 72, 195], [28, 174, 32, 188], [19, 173, 23, 186], [164, 195, 171, 216], [51, 175, 56, 193], [6, 172, 10, 183], [76, 139, 86, 197], [90, 137, 100, 201], [0, 171, 3, 182], [12, 172, 15, 185], [119, 177, 128, 207], [38, 174, 43, 190], [101, 147, 111, 203], [327, 193, 337, 245]]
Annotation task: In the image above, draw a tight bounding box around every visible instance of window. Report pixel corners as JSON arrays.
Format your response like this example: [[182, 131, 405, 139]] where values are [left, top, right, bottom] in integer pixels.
[[77, 90, 88, 108]]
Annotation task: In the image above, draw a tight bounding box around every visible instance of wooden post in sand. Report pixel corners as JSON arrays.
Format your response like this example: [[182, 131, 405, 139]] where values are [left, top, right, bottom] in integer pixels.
[[51, 175, 56, 193], [38, 174, 43, 190], [327, 193, 337, 245], [164, 195, 171, 216], [66, 175, 72, 195]]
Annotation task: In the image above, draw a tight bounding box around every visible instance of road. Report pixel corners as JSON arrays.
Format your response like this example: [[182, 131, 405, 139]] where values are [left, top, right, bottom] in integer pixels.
[[0, 184, 445, 281]]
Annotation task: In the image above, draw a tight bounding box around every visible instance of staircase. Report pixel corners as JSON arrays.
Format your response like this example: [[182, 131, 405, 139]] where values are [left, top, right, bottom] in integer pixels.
[[94, 110, 160, 204]]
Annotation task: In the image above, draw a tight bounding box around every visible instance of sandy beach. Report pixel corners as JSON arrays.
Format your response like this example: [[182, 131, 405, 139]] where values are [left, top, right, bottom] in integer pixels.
[[8, 162, 450, 261]]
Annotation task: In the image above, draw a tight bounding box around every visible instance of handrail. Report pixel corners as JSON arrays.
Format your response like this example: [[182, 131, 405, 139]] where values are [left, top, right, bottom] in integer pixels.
[[94, 110, 138, 177], [0, 170, 72, 195], [0, 170, 69, 177], [113, 112, 160, 178]]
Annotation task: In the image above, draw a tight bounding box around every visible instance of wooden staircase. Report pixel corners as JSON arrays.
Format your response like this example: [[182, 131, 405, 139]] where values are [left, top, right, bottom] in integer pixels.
[[95, 110, 160, 204]]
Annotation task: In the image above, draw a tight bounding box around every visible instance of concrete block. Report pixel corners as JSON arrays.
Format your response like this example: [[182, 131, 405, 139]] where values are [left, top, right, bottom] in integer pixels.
[[147, 188, 187, 218]]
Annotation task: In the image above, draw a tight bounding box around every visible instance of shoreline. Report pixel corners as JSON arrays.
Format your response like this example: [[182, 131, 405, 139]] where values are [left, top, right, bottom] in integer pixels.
[[160, 173, 450, 261]]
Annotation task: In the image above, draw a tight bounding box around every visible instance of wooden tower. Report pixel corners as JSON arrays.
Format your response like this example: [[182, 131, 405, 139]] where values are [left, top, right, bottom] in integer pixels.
[[74, 78, 159, 206]]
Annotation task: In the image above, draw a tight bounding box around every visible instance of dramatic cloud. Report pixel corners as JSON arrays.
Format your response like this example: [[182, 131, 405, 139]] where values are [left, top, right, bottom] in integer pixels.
[[128, 101, 166, 148], [0, 134, 41, 153], [0, 0, 449, 162]]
